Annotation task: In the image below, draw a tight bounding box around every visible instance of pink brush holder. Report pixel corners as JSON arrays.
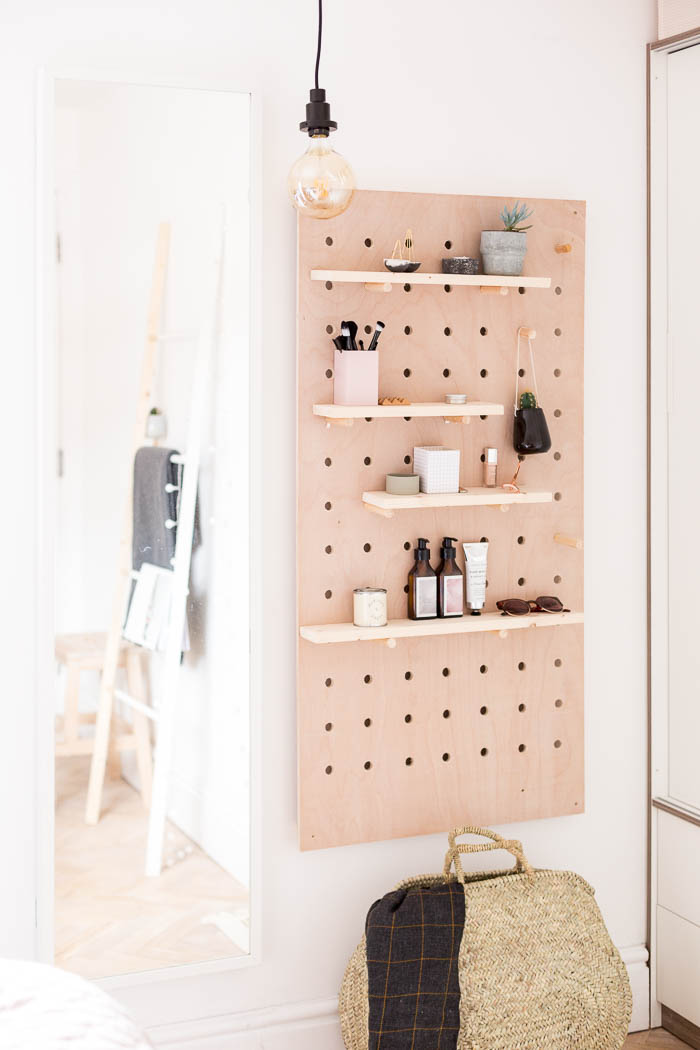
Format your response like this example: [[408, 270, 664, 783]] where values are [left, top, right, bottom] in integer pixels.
[[333, 349, 379, 406]]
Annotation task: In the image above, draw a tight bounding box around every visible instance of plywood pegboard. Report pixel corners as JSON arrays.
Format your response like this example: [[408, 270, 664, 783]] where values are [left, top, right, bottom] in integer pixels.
[[297, 189, 585, 851]]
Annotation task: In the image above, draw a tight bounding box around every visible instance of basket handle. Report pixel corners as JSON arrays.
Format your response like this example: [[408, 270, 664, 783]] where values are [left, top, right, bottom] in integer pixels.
[[443, 826, 533, 881]]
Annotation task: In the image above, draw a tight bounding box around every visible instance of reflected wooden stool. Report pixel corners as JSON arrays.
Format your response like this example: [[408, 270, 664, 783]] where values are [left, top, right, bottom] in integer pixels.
[[55, 632, 153, 814]]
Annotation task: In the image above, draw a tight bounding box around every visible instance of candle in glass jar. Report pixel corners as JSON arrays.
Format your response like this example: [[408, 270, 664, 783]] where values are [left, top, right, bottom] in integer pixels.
[[353, 587, 388, 627]]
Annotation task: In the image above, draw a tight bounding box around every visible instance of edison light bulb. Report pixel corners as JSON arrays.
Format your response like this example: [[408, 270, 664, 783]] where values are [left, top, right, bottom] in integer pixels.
[[288, 135, 355, 219]]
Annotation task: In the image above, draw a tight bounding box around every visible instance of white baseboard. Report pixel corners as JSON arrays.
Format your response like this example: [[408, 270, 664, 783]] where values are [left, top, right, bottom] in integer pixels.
[[146, 945, 650, 1049]]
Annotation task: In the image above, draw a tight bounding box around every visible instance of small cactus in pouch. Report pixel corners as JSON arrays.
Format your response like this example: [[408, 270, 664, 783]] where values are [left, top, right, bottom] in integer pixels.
[[519, 390, 537, 409]]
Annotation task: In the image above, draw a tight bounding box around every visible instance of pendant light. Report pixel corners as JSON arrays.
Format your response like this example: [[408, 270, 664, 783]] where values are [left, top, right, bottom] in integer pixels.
[[287, 0, 355, 219]]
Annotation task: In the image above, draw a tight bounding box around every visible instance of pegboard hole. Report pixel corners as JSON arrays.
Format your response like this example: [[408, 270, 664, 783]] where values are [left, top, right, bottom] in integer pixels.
[[480, 453, 485, 463], [324, 456, 332, 467], [480, 536, 489, 544], [443, 709, 451, 719], [404, 671, 413, 681], [325, 368, 333, 379], [442, 752, 451, 762], [325, 765, 333, 774], [403, 368, 412, 378], [325, 677, 333, 688], [553, 574, 562, 584], [518, 743, 526, 753], [325, 545, 332, 554], [324, 589, 332, 599], [480, 326, 488, 336], [444, 284, 452, 293], [364, 237, 372, 247], [404, 454, 411, 465], [553, 367, 562, 377], [518, 287, 526, 295], [325, 722, 333, 731], [443, 368, 451, 378], [365, 417, 373, 423], [480, 705, 488, 715], [518, 577, 526, 587], [364, 717, 372, 727], [325, 236, 333, 246], [553, 451, 561, 461], [364, 456, 372, 466], [363, 674, 372, 685], [480, 664, 488, 674], [517, 535, 525, 545], [403, 584, 409, 594], [404, 325, 412, 335], [554, 658, 563, 668], [554, 492, 562, 501], [442, 667, 451, 677], [480, 747, 489, 757], [518, 368, 525, 377], [554, 408, 562, 418], [325, 281, 333, 290], [555, 285, 562, 295], [326, 324, 334, 335], [444, 239, 452, 249], [480, 415, 487, 421], [555, 698, 563, 708], [444, 326, 452, 336], [518, 703, 526, 712], [405, 756, 413, 766], [403, 283, 412, 292], [405, 714, 412, 723], [364, 760, 372, 770], [404, 540, 411, 551], [480, 368, 488, 378], [554, 739, 562, 749], [363, 542, 372, 553], [364, 324, 372, 335], [518, 661, 526, 671], [324, 501, 332, 511], [554, 327, 562, 337]]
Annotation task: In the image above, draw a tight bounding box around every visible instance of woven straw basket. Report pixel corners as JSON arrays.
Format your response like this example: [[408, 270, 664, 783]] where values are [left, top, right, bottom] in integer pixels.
[[339, 826, 631, 1050]]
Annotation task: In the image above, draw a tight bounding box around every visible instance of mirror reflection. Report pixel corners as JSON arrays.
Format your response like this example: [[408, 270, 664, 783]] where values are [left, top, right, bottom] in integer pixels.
[[52, 78, 251, 978]]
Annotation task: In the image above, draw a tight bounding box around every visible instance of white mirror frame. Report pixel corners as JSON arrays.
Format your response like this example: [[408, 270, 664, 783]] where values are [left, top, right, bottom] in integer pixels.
[[34, 67, 263, 987]]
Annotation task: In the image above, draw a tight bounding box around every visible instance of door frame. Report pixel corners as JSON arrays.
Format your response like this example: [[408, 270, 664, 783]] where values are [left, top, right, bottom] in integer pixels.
[[35, 67, 264, 987], [648, 28, 700, 1028]]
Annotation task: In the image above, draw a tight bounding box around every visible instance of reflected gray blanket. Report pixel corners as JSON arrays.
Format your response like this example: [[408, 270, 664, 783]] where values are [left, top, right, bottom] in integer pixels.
[[132, 447, 181, 571]]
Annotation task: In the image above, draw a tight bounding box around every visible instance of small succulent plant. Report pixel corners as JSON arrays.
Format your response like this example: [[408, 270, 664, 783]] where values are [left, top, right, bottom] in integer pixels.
[[501, 201, 533, 233], [149, 407, 161, 415], [519, 390, 537, 409]]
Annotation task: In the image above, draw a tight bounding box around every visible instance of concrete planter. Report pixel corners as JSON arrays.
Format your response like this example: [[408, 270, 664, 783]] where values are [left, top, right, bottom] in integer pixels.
[[480, 230, 527, 276]]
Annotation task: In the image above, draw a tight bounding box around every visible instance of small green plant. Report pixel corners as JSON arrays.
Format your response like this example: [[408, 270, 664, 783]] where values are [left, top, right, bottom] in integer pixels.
[[149, 407, 160, 415], [501, 201, 533, 233], [519, 390, 537, 409]]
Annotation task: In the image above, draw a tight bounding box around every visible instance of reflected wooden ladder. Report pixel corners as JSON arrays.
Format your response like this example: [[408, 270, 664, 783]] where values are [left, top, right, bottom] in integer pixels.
[[85, 220, 224, 877]]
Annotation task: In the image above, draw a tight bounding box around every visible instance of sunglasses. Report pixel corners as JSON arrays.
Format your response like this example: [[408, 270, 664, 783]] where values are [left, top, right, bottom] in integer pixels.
[[496, 596, 570, 617]]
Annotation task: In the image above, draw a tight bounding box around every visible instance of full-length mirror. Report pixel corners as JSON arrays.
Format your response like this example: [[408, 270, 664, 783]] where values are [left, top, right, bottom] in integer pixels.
[[51, 77, 252, 978]]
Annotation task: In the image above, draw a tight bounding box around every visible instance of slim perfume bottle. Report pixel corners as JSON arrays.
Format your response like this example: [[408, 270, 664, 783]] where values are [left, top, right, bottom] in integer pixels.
[[407, 538, 437, 620], [436, 537, 464, 618], [483, 447, 498, 487]]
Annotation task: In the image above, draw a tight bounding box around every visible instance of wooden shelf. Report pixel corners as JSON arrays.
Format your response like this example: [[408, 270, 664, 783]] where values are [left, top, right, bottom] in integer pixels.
[[313, 401, 504, 424], [362, 487, 553, 517], [300, 610, 583, 646], [311, 269, 552, 292]]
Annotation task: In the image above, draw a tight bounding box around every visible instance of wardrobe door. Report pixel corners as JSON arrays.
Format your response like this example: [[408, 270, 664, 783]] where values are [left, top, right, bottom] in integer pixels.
[[667, 42, 700, 811]]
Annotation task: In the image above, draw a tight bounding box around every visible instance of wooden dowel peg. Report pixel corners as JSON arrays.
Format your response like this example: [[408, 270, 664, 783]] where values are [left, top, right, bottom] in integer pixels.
[[324, 417, 354, 427], [480, 286, 508, 296], [363, 501, 394, 519], [518, 326, 536, 339], [555, 243, 572, 254], [554, 532, 583, 550], [499, 629, 509, 639], [444, 416, 471, 424], [499, 504, 510, 513], [364, 282, 392, 293]]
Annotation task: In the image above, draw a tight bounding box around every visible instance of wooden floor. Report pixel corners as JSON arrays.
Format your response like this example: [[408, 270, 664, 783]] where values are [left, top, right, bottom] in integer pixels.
[[55, 756, 248, 979], [625, 1032, 690, 1048]]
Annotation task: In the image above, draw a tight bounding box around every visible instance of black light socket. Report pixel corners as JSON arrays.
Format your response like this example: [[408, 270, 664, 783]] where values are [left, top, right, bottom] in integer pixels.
[[300, 87, 337, 137]]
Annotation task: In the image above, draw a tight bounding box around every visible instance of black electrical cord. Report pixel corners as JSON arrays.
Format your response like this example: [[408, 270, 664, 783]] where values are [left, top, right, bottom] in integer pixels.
[[314, 0, 322, 90]]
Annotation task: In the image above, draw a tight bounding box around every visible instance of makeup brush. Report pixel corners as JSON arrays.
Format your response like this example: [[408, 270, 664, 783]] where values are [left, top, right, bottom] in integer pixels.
[[333, 336, 345, 351], [367, 321, 385, 352], [359, 339, 365, 351], [340, 321, 353, 351], [346, 320, 359, 351]]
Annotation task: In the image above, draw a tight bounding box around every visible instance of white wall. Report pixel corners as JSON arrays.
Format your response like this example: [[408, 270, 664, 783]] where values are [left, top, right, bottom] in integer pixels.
[[0, 0, 653, 1037], [53, 79, 251, 882]]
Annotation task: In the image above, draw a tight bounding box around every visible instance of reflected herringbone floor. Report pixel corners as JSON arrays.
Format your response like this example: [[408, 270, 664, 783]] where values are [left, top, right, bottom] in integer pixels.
[[55, 756, 248, 979]]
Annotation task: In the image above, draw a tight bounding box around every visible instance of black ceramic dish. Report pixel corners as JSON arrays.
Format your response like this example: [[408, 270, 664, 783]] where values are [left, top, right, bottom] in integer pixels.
[[383, 259, 422, 274], [441, 257, 479, 275]]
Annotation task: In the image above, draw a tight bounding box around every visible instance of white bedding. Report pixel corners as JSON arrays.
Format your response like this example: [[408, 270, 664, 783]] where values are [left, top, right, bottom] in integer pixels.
[[0, 960, 151, 1049]]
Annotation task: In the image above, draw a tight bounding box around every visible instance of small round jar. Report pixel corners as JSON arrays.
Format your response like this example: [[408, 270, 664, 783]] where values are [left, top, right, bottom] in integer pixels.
[[353, 587, 388, 627]]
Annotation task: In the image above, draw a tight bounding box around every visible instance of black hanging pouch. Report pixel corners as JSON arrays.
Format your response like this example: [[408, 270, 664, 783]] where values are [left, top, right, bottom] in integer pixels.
[[513, 331, 551, 455]]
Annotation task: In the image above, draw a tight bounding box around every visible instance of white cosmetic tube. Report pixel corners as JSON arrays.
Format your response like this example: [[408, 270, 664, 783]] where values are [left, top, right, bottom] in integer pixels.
[[462, 542, 488, 615]]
